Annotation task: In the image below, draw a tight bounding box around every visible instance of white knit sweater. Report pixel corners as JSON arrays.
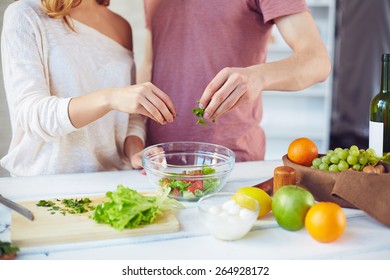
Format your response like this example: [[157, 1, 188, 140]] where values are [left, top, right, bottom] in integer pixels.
[[1, 0, 146, 176]]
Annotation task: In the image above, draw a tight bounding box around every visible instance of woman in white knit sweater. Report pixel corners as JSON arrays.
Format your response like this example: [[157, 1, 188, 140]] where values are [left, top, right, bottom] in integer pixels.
[[0, 0, 176, 176]]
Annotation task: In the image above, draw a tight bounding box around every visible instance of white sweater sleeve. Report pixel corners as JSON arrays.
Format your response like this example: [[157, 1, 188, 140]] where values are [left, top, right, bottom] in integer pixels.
[[127, 114, 147, 145], [1, 3, 77, 142]]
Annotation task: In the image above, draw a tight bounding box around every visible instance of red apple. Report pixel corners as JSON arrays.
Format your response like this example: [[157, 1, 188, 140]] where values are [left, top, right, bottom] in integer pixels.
[[272, 185, 315, 231]]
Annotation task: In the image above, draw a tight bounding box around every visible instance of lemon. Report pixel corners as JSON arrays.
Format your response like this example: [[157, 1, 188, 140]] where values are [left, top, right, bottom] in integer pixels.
[[234, 187, 272, 218], [231, 193, 259, 212]]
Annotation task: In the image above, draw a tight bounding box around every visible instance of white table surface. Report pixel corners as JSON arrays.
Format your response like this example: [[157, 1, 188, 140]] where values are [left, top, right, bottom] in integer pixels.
[[1, 160, 390, 260]]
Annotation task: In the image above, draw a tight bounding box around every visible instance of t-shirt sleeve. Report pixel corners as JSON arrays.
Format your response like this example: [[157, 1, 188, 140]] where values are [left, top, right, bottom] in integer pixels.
[[1, 4, 77, 142], [259, 0, 308, 23]]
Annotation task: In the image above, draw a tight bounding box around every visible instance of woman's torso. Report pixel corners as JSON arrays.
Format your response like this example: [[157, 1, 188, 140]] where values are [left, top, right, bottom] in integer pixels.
[[1, 0, 135, 175]]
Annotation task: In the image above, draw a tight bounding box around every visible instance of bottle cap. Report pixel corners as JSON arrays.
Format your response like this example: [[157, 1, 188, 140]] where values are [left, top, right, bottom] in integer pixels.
[[382, 54, 390, 62]]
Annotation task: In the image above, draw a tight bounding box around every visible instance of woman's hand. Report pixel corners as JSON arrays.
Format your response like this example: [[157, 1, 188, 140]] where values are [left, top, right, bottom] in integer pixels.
[[130, 150, 143, 169], [69, 82, 176, 129], [198, 66, 261, 120], [110, 82, 176, 125]]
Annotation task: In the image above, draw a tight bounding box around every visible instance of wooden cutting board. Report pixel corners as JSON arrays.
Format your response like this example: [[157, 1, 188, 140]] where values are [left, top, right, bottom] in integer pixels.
[[11, 195, 180, 247]]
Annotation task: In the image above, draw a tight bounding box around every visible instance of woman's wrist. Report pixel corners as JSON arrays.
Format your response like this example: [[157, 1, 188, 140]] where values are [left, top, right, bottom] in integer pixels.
[[125, 135, 145, 169], [101, 88, 119, 112], [68, 89, 115, 128]]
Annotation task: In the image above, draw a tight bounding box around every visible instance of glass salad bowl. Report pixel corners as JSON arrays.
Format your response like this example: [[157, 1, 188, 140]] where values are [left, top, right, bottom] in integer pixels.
[[142, 141, 236, 201]]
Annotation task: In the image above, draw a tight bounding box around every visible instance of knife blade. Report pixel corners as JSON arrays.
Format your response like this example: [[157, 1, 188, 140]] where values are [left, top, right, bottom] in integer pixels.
[[0, 194, 34, 221], [252, 177, 273, 196]]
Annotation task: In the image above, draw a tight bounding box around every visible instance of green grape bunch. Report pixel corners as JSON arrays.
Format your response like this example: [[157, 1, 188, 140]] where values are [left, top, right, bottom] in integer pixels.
[[311, 145, 382, 172]]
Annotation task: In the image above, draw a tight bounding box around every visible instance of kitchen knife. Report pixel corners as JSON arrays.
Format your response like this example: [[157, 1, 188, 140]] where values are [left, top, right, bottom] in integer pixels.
[[0, 194, 34, 221], [252, 177, 273, 196]]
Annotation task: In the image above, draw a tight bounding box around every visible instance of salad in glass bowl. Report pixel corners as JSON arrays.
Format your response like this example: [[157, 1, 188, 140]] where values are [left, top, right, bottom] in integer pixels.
[[142, 141, 235, 201]]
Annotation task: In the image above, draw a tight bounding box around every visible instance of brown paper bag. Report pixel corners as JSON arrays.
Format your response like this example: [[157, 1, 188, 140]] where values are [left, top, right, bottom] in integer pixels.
[[282, 155, 390, 227], [282, 155, 356, 208], [332, 170, 390, 226]]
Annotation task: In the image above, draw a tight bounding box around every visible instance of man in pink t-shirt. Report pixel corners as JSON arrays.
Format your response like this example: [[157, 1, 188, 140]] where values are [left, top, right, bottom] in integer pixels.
[[140, 0, 331, 162]]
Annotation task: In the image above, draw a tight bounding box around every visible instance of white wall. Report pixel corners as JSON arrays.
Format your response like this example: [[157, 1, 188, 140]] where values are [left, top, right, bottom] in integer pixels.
[[110, 0, 147, 68], [0, 1, 145, 177]]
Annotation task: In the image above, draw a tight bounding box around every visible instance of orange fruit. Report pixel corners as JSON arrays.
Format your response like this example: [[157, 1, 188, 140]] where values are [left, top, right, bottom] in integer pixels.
[[287, 137, 318, 167], [305, 202, 346, 243]]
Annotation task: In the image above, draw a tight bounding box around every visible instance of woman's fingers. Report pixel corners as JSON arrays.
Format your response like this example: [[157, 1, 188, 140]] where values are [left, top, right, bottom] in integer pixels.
[[144, 85, 176, 123], [149, 83, 177, 118], [135, 106, 161, 124], [124, 82, 176, 125], [138, 97, 167, 124]]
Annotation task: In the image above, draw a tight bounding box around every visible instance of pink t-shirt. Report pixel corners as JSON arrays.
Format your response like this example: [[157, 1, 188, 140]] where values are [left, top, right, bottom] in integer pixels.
[[144, 0, 307, 162]]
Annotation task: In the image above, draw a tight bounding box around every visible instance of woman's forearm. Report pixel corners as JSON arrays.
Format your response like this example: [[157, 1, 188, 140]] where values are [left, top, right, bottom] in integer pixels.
[[68, 89, 114, 129]]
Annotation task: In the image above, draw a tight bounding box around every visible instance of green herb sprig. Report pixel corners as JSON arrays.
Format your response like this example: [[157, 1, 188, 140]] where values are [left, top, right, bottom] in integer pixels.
[[192, 101, 215, 125]]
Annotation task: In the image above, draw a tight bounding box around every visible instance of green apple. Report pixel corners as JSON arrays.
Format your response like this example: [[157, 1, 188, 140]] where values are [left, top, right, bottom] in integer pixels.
[[272, 185, 315, 231]]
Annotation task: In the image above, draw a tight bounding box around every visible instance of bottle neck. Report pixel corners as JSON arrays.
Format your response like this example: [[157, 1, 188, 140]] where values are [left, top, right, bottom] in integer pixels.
[[381, 58, 390, 93]]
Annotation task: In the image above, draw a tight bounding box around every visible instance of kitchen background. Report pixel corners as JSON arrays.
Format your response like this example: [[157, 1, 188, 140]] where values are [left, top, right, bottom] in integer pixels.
[[0, 0, 389, 177]]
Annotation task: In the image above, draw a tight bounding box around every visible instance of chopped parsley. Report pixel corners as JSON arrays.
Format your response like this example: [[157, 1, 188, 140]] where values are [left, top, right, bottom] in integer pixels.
[[36, 198, 95, 215]]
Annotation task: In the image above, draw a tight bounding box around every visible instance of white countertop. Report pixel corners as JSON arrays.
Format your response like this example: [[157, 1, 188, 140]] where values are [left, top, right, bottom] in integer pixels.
[[1, 160, 390, 260]]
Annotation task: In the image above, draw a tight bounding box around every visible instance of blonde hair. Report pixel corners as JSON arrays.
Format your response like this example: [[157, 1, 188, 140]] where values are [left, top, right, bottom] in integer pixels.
[[40, 0, 110, 30]]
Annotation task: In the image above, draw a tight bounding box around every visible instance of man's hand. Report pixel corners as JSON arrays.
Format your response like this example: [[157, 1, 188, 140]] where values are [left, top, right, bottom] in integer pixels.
[[198, 66, 261, 120]]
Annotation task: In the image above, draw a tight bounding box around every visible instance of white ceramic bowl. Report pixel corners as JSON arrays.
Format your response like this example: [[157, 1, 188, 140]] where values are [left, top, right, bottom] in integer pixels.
[[198, 192, 259, 241], [142, 141, 235, 201]]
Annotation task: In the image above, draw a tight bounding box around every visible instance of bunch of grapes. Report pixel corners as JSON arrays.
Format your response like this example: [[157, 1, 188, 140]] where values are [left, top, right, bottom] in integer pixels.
[[311, 146, 381, 172]]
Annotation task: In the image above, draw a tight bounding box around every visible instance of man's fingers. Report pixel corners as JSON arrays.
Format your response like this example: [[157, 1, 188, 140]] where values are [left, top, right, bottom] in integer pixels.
[[199, 68, 230, 109], [211, 86, 245, 119], [203, 74, 241, 119]]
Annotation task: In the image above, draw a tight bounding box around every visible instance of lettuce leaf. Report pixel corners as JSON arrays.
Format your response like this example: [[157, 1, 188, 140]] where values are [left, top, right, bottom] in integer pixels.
[[92, 185, 184, 231]]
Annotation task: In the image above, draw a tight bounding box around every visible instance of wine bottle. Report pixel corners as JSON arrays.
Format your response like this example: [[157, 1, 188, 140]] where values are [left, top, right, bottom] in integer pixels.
[[369, 53, 390, 157]]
